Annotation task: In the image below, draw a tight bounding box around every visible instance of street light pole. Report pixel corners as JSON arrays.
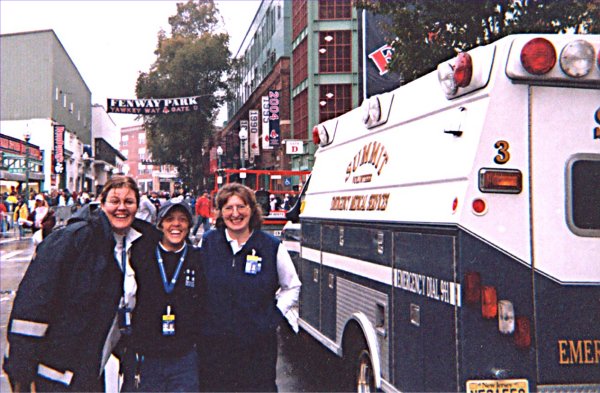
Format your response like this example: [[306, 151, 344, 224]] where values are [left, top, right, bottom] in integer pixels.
[[238, 128, 248, 185], [24, 132, 31, 204], [217, 145, 223, 169]]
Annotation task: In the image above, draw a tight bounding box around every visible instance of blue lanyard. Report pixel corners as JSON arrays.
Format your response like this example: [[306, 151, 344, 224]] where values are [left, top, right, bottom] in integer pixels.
[[155, 244, 188, 294], [121, 237, 127, 272]]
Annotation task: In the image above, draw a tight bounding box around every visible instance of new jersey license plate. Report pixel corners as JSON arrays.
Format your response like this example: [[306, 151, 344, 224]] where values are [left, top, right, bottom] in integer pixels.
[[466, 379, 529, 393]]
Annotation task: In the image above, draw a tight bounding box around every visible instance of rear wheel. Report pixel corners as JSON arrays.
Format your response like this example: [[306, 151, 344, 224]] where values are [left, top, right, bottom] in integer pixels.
[[343, 333, 376, 392], [356, 348, 375, 393]]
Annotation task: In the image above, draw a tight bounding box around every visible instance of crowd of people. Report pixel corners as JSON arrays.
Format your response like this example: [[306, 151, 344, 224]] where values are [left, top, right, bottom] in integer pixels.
[[2, 176, 301, 392]]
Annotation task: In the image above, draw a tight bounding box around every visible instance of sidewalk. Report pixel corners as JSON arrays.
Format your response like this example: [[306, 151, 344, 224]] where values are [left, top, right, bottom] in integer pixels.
[[0, 228, 32, 245]]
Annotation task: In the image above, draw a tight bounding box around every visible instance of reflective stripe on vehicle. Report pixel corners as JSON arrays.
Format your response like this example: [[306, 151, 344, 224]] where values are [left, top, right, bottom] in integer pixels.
[[37, 363, 74, 386], [10, 319, 48, 337]]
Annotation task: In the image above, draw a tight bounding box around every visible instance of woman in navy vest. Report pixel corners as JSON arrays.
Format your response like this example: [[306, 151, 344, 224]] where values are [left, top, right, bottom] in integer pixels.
[[198, 183, 301, 392]]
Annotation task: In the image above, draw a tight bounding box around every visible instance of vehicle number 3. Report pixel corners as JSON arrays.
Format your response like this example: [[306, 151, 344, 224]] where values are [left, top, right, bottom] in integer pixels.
[[494, 140, 510, 164]]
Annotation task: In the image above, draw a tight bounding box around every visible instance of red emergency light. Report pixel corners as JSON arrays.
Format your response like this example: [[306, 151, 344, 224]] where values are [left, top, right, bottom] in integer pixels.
[[520, 37, 556, 75]]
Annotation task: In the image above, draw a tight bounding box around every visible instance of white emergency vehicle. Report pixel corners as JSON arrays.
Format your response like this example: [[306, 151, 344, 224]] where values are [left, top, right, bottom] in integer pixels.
[[294, 34, 600, 392]]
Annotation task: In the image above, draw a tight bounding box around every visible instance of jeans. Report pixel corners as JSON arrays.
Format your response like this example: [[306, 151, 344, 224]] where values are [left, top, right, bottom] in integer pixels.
[[192, 216, 210, 236], [134, 350, 199, 392]]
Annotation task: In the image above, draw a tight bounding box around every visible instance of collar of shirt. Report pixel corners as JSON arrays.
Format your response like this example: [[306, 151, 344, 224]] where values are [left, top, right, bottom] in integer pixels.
[[158, 241, 186, 254], [113, 227, 142, 309], [225, 228, 253, 255]]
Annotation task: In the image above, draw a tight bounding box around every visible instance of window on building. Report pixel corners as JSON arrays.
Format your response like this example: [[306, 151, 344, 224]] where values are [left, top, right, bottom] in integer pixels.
[[138, 132, 146, 144], [121, 149, 129, 158], [319, 0, 352, 20], [63, 94, 67, 108], [138, 147, 146, 160], [292, 0, 307, 40], [271, 6, 276, 34], [293, 38, 308, 89], [319, 31, 352, 73], [319, 84, 352, 123], [55, 88, 59, 101], [122, 135, 128, 147], [69, 102, 74, 113], [293, 89, 309, 140]]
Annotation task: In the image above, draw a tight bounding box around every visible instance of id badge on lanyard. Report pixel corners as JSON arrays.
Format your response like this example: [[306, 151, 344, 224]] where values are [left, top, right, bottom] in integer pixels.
[[162, 305, 175, 336], [244, 249, 262, 275]]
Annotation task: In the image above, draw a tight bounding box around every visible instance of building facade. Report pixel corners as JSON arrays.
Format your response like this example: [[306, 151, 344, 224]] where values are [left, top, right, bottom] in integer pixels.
[[217, 0, 362, 176], [218, 0, 401, 177], [214, 0, 293, 182], [1, 30, 124, 196], [120, 124, 179, 195], [1, 30, 92, 194]]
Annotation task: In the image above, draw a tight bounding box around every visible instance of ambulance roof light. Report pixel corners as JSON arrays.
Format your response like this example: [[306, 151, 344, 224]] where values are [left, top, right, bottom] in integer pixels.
[[312, 125, 320, 145], [454, 52, 473, 87], [312, 124, 332, 147], [520, 37, 556, 75], [362, 96, 381, 127], [438, 61, 458, 96], [560, 39, 595, 78]]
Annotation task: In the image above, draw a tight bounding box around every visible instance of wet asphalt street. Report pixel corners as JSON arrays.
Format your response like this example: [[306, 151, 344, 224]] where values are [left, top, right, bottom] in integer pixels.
[[0, 234, 344, 393]]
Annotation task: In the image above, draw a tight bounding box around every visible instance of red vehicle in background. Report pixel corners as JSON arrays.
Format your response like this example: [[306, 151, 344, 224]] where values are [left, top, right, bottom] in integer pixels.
[[211, 168, 311, 237]]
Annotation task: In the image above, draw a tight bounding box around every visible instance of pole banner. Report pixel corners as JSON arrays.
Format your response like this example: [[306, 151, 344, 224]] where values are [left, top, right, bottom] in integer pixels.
[[249, 109, 260, 157], [261, 96, 273, 150], [106, 96, 201, 114], [53, 124, 65, 174], [268, 90, 280, 147]]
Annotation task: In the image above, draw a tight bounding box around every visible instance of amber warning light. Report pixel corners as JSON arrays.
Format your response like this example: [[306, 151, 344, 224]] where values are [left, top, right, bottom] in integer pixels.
[[479, 168, 522, 194]]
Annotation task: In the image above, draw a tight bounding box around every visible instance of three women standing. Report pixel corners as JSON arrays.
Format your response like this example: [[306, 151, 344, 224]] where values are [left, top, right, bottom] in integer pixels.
[[4, 180, 300, 392]]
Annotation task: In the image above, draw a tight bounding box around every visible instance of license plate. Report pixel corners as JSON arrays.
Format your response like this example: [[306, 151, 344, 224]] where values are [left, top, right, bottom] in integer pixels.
[[466, 379, 529, 393], [273, 230, 282, 237]]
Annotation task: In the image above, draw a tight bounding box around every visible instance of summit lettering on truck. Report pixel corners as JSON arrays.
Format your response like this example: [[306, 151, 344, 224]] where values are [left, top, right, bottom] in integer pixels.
[[290, 34, 600, 392]]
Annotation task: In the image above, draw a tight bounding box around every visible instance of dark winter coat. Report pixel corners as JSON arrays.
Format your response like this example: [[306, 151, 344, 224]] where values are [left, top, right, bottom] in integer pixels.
[[3, 211, 158, 391]]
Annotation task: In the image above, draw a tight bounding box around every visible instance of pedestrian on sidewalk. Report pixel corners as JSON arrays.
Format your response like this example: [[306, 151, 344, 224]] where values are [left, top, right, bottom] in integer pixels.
[[135, 193, 157, 225], [191, 191, 211, 237], [122, 199, 201, 392], [3, 175, 159, 392], [13, 197, 29, 239]]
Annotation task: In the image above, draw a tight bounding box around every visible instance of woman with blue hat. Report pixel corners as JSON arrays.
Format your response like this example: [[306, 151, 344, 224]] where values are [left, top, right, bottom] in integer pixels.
[[123, 198, 202, 392]]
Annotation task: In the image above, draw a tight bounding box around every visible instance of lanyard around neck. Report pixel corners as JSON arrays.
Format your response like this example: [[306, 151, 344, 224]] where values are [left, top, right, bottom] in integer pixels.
[[155, 244, 188, 294], [121, 237, 127, 272]]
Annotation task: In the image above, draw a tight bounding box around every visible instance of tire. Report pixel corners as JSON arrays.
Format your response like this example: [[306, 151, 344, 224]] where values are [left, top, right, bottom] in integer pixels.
[[356, 348, 375, 393], [343, 334, 376, 393]]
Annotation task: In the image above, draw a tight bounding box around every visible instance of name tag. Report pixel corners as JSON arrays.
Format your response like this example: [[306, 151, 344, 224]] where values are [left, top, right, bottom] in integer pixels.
[[245, 254, 262, 275]]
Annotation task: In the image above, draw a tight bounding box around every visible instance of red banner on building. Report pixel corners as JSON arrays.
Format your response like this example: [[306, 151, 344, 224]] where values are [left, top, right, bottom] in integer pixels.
[[0, 134, 43, 160], [53, 124, 65, 174]]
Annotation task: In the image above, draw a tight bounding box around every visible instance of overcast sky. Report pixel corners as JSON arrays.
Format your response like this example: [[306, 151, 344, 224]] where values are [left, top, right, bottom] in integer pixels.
[[0, 0, 261, 128]]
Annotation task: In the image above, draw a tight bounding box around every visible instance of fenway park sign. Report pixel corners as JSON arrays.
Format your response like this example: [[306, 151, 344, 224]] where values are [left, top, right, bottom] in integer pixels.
[[107, 96, 201, 114]]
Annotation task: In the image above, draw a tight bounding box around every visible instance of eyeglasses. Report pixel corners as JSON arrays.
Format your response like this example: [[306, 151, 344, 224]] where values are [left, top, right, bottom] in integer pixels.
[[105, 198, 137, 208], [222, 204, 249, 214]]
